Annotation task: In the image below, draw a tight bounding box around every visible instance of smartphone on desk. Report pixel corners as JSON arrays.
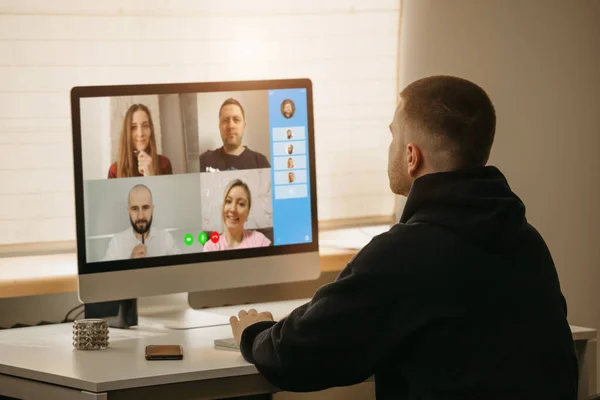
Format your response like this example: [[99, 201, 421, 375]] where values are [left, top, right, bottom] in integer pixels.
[[145, 345, 183, 360]]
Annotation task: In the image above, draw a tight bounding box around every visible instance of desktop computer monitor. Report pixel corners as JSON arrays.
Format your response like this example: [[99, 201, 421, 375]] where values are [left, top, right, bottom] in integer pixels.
[[70, 78, 320, 323]]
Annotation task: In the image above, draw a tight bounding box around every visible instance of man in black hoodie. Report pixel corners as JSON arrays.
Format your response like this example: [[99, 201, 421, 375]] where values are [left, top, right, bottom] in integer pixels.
[[229, 76, 578, 399]]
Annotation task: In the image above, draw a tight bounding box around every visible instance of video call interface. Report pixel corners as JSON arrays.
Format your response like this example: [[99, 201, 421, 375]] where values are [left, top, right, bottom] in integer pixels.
[[79, 88, 313, 264]]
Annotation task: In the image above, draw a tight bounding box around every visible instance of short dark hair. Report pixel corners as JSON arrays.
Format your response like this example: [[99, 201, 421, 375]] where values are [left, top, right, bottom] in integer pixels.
[[219, 98, 245, 120], [400, 75, 496, 169]]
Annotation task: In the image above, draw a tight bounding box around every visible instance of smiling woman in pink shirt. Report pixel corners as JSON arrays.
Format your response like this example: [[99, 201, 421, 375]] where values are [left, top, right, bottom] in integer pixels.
[[203, 179, 271, 251]]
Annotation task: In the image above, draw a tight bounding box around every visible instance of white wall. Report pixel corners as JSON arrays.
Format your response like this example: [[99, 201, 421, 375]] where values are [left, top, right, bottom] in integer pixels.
[[0, 1, 400, 247], [399, 0, 600, 391]]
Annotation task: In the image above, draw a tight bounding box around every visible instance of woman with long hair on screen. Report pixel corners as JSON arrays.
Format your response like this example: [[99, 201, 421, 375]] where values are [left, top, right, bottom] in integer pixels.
[[203, 179, 271, 251], [108, 103, 173, 178]]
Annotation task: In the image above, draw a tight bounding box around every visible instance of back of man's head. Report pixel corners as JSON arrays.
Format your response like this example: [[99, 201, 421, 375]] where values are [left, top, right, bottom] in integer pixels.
[[400, 75, 496, 170]]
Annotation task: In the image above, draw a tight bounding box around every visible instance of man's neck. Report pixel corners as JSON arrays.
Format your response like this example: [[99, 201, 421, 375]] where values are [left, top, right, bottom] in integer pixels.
[[223, 145, 245, 156]]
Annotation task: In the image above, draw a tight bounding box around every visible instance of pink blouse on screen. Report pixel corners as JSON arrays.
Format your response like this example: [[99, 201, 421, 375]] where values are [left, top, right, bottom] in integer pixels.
[[203, 230, 271, 252]]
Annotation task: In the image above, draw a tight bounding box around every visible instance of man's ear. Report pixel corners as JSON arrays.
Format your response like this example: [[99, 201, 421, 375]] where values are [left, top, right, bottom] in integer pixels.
[[406, 143, 424, 177]]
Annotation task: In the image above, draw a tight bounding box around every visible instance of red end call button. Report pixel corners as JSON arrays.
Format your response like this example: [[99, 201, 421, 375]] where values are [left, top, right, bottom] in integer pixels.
[[210, 232, 220, 243]]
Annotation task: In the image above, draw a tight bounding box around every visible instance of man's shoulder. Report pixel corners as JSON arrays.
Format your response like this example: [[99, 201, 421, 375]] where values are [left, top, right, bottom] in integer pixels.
[[150, 227, 167, 235], [200, 148, 220, 157], [242, 147, 270, 166], [151, 227, 174, 239], [243, 147, 267, 158], [111, 228, 133, 241], [354, 223, 404, 251], [200, 148, 223, 159], [347, 223, 436, 270]]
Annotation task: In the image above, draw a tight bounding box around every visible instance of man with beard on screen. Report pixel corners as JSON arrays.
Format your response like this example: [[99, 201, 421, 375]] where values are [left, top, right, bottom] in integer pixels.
[[102, 184, 180, 261], [199, 98, 270, 172]]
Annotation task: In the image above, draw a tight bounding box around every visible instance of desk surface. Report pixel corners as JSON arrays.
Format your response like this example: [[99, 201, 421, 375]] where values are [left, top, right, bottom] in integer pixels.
[[0, 299, 306, 393], [0, 298, 596, 395]]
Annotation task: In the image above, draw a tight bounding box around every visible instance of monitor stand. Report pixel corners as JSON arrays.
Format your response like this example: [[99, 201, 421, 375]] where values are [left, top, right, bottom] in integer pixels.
[[136, 293, 232, 330], [84, 299, 138, 329], [84, 294, 231, 330]]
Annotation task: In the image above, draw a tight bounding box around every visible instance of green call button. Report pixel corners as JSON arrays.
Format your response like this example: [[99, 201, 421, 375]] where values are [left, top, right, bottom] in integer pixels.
[[198, 232, 208, 245]]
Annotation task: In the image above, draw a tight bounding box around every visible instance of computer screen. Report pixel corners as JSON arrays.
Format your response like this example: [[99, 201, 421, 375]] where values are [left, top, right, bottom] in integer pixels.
[[71, 79, 320, 304]]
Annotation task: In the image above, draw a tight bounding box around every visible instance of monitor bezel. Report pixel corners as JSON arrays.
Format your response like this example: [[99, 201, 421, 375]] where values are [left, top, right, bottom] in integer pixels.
[[71, 78, 319, 276]]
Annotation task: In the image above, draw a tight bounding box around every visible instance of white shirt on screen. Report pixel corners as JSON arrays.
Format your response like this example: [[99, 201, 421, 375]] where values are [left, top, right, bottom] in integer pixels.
[[102, 227, 181, 261]]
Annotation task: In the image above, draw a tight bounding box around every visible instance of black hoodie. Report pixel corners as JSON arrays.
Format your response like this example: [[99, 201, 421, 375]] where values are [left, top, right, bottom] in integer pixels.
[[240, 166, 578, 400]]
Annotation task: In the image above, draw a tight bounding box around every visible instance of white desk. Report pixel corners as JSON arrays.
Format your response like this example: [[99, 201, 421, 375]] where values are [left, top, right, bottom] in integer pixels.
[[0, 299, 305, 400], [0, 299, 596, 400]]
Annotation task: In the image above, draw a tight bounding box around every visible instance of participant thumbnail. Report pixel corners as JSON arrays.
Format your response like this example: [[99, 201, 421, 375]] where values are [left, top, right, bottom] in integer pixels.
[[84, 174, 204, 263], [274, 140, 306, 156], [273, 155, 307, 171], [200, 169, 273, 251], [272, 126, 306, 141], [274, 169, 307, 185], [280, 98, 296, 119], [196, 91, 272, 172], [80, 94, 201, 181]]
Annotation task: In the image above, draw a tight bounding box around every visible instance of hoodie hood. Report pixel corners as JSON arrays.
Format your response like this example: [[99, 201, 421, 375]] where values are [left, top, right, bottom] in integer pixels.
[[400, 166, 526, 252]]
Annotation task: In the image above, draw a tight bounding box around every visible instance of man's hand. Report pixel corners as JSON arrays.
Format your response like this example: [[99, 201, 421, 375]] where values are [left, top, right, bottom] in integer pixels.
[[130, 243, 147, 259], [230, 309, 274, 345]]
